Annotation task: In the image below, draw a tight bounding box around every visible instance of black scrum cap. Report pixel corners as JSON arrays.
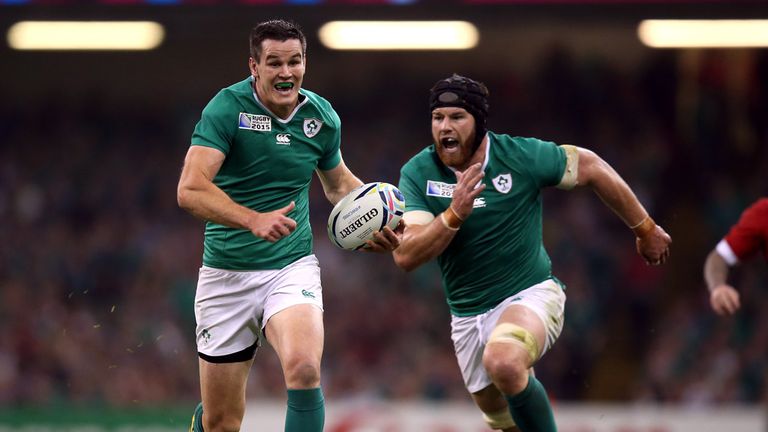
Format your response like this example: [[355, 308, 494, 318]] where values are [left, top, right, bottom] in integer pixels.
[[429, 74, 490, 151]]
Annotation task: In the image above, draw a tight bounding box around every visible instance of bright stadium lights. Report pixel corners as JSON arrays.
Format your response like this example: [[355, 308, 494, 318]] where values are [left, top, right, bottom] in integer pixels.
[[638, 19, 768, 48], [318, 21, 479, 50], [7, 21, 165, 51]]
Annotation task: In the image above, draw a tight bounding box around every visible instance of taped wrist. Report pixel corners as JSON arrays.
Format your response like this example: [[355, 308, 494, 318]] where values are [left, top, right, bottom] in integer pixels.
[[440, 213, 460, 231], [442, 206, 463, 230], [631, 216, 655, 238]]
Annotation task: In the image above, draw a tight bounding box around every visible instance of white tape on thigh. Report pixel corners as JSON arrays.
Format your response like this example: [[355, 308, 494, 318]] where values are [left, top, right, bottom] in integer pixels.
[[488, 323, 540, 362]]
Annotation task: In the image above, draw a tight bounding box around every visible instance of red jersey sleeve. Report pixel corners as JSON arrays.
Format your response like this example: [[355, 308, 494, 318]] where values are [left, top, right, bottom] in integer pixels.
[[723, 198, 768, 262]]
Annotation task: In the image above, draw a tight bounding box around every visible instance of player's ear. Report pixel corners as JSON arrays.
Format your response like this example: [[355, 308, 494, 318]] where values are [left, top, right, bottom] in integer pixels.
[[248, 57, 258, 79]]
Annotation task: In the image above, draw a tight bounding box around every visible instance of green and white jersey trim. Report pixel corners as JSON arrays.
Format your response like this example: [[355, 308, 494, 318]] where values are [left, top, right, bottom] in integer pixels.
[[250, 77, 309, 125]]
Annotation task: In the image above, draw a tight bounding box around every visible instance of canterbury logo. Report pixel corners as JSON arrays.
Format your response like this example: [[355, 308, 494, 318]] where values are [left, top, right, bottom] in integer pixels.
[[276, 133, 291, 145]]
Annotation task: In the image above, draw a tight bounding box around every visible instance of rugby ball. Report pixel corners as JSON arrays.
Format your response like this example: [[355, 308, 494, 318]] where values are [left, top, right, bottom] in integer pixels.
[[327, 182, 406, 250]]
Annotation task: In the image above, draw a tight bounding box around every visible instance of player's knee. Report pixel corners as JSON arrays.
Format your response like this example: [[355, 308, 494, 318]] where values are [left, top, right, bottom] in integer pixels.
[[483, 323, 538, 393], [483, 349, 529, 390], [283, 358, 321, 388], [203, 410, 242, 432]]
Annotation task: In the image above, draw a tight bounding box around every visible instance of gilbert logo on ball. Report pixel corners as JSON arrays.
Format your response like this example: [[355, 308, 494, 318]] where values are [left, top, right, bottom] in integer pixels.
[[327, 182, 405, 250]]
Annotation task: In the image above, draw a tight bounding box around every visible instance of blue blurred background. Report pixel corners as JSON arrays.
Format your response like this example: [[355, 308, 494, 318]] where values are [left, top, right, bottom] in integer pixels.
[[0, 1, 766, 429]]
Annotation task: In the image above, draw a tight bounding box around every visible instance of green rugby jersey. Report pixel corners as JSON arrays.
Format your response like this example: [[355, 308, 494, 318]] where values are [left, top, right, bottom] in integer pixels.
[[191, 77, 341, 270], [398, 133, 567, 316]]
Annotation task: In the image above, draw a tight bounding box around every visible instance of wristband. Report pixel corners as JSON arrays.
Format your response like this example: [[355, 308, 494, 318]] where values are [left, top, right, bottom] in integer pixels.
[[631, 216, 655, 238], [440, 213, 460, 231], [446, 205, 464, 221], [441, 208, 462, 231], [444, 206, 464, 227]]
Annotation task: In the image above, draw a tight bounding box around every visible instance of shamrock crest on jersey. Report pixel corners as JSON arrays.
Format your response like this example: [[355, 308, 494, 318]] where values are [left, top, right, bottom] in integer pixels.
[[492, 173, 512, 194], [303, 118, 323, 138]]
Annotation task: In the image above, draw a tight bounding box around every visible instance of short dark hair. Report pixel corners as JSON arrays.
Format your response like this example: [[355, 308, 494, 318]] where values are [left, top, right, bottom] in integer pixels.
[[249, 20, 307, 62]]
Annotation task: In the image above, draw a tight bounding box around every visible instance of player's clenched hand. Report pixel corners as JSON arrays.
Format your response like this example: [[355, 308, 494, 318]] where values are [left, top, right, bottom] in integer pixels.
[[710, 285, 741, 316], [451, 163, 486, 220], [363, 220, 405, 253], [636, 224, 672, 265], [249, 201, 297, 242]]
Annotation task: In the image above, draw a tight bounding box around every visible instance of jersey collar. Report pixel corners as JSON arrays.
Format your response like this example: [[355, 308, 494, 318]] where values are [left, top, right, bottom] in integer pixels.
[[443, 132, 491, 175], [249, 76, 309, 124]]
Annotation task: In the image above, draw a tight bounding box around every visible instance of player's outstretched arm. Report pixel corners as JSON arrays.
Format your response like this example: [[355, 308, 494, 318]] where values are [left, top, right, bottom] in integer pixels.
[[316, 158, 364, 205], [393, 163, 485, 270], [177, 146, 297, 242], [574, 147, 671, 265], [704, 249, 741, 315], [393, 217, 456, 271]]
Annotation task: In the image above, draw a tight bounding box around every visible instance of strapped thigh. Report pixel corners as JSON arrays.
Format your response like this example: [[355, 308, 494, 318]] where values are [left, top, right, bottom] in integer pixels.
[[487, 322, 539, 362]]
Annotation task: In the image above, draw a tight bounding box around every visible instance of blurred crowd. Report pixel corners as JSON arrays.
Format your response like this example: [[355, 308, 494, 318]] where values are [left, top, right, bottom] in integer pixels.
[[0, 45, 766, 410]]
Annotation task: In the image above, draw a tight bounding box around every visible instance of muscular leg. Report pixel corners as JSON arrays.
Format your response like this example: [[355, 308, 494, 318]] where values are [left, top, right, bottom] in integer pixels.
[[265, 304, 325, 432], [483, 304, 556, 431], [471, 384, 519, 432], [197, 357, 254, 432]]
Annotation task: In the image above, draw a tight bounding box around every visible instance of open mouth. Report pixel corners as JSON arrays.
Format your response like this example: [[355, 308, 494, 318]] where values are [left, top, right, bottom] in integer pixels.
[[274, 82, 294, 94], [441, 137, 460, 151]]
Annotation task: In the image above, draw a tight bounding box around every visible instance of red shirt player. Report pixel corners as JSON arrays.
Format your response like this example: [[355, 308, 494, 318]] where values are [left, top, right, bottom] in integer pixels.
[[704, 198, 768, 315]]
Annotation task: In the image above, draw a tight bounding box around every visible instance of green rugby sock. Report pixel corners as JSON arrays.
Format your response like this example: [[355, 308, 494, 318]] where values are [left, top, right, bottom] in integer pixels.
[[189, 402, 204, 432], [285, 388, 325, 432], [504, 375, 557, 432]]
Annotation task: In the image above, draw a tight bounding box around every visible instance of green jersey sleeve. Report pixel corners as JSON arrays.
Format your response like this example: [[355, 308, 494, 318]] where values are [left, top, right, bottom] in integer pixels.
[[519, 137, 567, 188], [317, 109, 341, 171], [191, 90, 238, 154], [399, 163, 432, 214]]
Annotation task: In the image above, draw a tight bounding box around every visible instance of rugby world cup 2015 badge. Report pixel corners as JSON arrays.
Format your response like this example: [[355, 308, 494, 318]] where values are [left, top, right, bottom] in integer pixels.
[[303, 118, 323, 138], [426, 180, 455, 198], [239, 113, 271, 132]]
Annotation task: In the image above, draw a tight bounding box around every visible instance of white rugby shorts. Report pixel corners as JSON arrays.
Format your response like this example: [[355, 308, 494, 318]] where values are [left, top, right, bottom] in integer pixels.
[[194, 254, 323, 362], [450, 278, 566, 393]]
